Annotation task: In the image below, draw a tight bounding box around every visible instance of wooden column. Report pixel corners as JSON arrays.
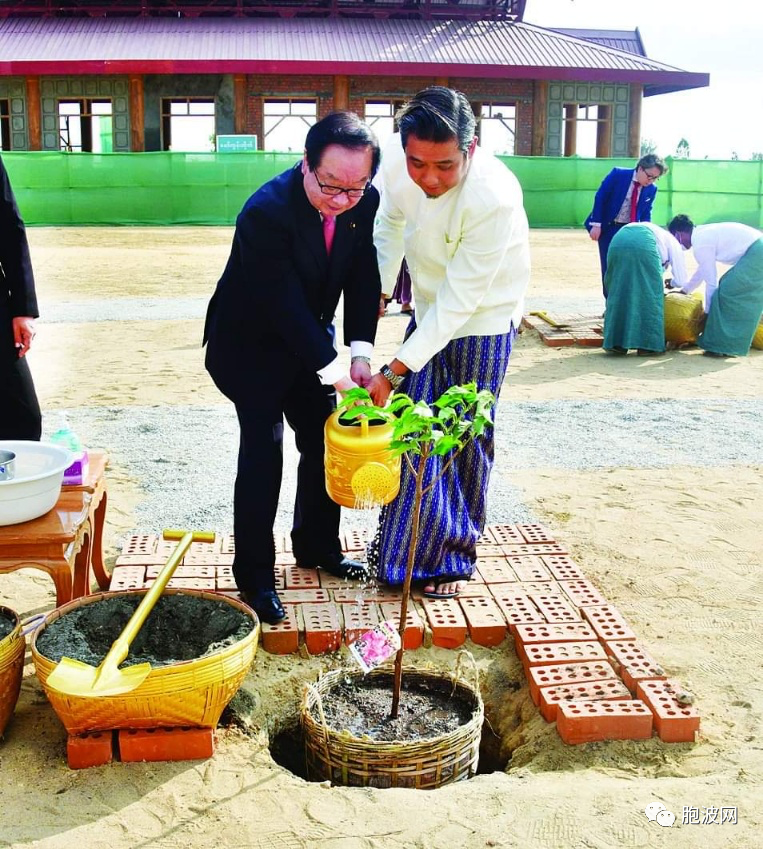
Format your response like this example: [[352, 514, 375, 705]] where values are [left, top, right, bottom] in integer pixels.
[[333, 75, 349, 111], [531, 80, 547, 156], [233, 74, 246, 135], [563, 104, 577, 157], [596, 104, 612, 158], [128, 74, 145, 152], [628, 84, 643, 158], [25, 77, 41, 151]]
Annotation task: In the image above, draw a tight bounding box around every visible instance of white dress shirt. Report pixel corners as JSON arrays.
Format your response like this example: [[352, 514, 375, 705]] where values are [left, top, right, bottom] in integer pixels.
[[680, 222, 762, 310], [374, 135, 531, 373], [621, 222, 688, 288]]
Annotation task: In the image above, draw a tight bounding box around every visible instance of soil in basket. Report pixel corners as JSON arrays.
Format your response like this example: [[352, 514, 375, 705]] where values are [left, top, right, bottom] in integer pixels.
[[313, 675, 475, 743], [36, 595, 253, 666], [0, 611, 14, 641]]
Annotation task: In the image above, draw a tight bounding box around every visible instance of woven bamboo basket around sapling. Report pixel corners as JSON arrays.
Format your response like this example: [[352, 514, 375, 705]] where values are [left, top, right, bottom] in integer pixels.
[[0, 605, 25, 737], [31, 589, 259, 735], [301, 656, 484, 790]]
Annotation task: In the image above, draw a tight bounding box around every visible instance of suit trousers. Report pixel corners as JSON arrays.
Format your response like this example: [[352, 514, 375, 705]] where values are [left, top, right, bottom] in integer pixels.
[[0, 341, 41, 440], [232, 368, 342, 591], [597, 222, 626, 296]]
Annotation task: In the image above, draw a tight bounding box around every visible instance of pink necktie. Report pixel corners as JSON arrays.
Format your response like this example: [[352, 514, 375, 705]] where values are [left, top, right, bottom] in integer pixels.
[[323, 214, 336, 255], [629, 182, 640, 222]]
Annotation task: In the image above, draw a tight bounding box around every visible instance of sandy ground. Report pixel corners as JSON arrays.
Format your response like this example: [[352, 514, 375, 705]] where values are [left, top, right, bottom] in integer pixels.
[[1, 227, 761, 849]]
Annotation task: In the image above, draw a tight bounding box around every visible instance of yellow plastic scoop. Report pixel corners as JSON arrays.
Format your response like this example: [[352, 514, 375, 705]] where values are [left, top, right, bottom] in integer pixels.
[[45, 528, 215, 698]]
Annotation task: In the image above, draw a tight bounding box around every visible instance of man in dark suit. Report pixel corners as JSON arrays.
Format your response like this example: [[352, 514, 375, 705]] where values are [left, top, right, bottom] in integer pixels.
[[204, 112, 381, 624], [0, 154, 41, 440], [585, 153, 667, 296]]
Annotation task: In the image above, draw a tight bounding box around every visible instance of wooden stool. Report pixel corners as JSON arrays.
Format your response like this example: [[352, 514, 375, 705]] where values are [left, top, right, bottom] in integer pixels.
[[0, 491, 92, 605]]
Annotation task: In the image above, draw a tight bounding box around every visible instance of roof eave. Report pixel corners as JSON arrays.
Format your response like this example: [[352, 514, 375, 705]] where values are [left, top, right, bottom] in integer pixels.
[[0, 58, 711, 93]]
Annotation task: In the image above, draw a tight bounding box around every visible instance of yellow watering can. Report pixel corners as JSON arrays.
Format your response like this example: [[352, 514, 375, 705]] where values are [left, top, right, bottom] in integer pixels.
[[324, 410, 401, 508]]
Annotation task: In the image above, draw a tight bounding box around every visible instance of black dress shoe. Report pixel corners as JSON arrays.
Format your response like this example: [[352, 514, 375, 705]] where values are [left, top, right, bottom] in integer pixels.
[[297, 555, 369, 581], [239, 589, 286, 625]]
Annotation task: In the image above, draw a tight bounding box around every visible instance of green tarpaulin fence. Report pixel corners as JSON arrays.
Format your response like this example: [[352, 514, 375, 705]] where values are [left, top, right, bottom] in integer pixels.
[[3, 151, 762, 229]]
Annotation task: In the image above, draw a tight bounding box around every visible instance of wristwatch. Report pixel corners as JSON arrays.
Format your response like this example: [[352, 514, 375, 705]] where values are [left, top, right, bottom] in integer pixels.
[[380, 364, 405, 391]]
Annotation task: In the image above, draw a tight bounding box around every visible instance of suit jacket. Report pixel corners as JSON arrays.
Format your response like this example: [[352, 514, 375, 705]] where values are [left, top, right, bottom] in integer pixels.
[[1, 155, 38, 353], [584, 167, 657, 231], [204, 164, 381, 401]]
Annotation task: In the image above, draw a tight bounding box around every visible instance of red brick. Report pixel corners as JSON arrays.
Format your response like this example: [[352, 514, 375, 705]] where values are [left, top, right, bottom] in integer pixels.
[[500, 542, 567, 557], [118, 727, 215, 762], [559, 579, 609, 609], [216, 574, 238, 590], [582, 605, 637, 643], [528, 592, 581, 623], [636, 679, 700, 743], [114, 553, 163, 567], [145, 576, 216, 590], [108, 565, 146, 591], [605, 641, 666, 693], [67, 731, 114, 769], [516, 524, 556, 544], [491, 581, 559, 599], [514, 622, 598, 666], [421, 598, 468, 649], [475, 543, 504, 557], [120, 533, 158, 555], [219, 533, 236, 554], [342, 529, 369, 552], [459, 597, 508, 647], [380, 601, 424, 650], [274, 552, 297, 566], [556, 700, 653, 745], [261, 605, 300, 655], [526, 660, 618, 706], [523, 641, 609, 668], [283, 565, 321, 589], [487, 524, 525, 545], [183, 552, 233, 566], [539, 677, 631, 722], [539, 332, 575, 347], [456, 582, 492, 598], [279, 589, 330, 604], [541, 555, 587, 581], [333, 587, 399, 603], [476, 559, 516, 584], [511, 556, 553, 583], [491, 592, 545, 632], [342, 602, 381, 645], [302, 602, 342, 655], [146, 564, 216, 578]]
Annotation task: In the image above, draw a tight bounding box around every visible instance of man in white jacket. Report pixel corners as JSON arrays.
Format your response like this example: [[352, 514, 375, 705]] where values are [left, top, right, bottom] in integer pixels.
[[367, 86, 531, 598]]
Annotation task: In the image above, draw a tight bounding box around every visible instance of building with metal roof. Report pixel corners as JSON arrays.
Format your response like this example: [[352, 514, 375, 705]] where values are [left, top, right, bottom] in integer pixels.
[[0, 1, 709, 156]]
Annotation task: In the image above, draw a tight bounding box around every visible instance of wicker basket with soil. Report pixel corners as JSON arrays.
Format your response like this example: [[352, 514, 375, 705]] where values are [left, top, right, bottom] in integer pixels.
[[0, 606, 25, 737], [32, 589, 258, 735], [301, 658, 483, 790]]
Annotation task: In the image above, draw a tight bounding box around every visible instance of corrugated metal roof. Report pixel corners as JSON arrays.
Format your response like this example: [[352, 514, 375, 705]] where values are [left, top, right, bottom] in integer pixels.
[[553, 28, 646, 58], [0, 17, 708, 94]]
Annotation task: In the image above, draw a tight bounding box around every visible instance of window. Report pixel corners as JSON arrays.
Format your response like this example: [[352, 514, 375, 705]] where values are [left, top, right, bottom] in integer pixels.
[[479, 103, 516, 156], [364, 100, 404, 148], [161, 98, 216, 152], [58, 100, 113, 152], [0, 100, 9, 151], [263, 99, 317, 152], [562, 104, 602, 158]]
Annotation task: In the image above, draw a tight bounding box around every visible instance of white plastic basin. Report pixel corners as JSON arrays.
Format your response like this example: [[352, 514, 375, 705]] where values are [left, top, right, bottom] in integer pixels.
[[0, 441, 73, 526]]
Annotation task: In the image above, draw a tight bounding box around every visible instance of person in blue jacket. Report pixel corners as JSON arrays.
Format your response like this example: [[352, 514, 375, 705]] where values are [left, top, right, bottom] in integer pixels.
[[585, 154, 667, 296]]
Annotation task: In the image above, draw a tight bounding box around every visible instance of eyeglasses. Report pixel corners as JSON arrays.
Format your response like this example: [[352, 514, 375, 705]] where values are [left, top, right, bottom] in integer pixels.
[[641, 169, 662, 182], [312, 170, 369, 199]]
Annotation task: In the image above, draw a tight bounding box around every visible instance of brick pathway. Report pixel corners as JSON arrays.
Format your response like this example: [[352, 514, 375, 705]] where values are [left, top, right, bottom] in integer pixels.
[[108, 523, 699, 748], [522, 312, 603, 347]]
